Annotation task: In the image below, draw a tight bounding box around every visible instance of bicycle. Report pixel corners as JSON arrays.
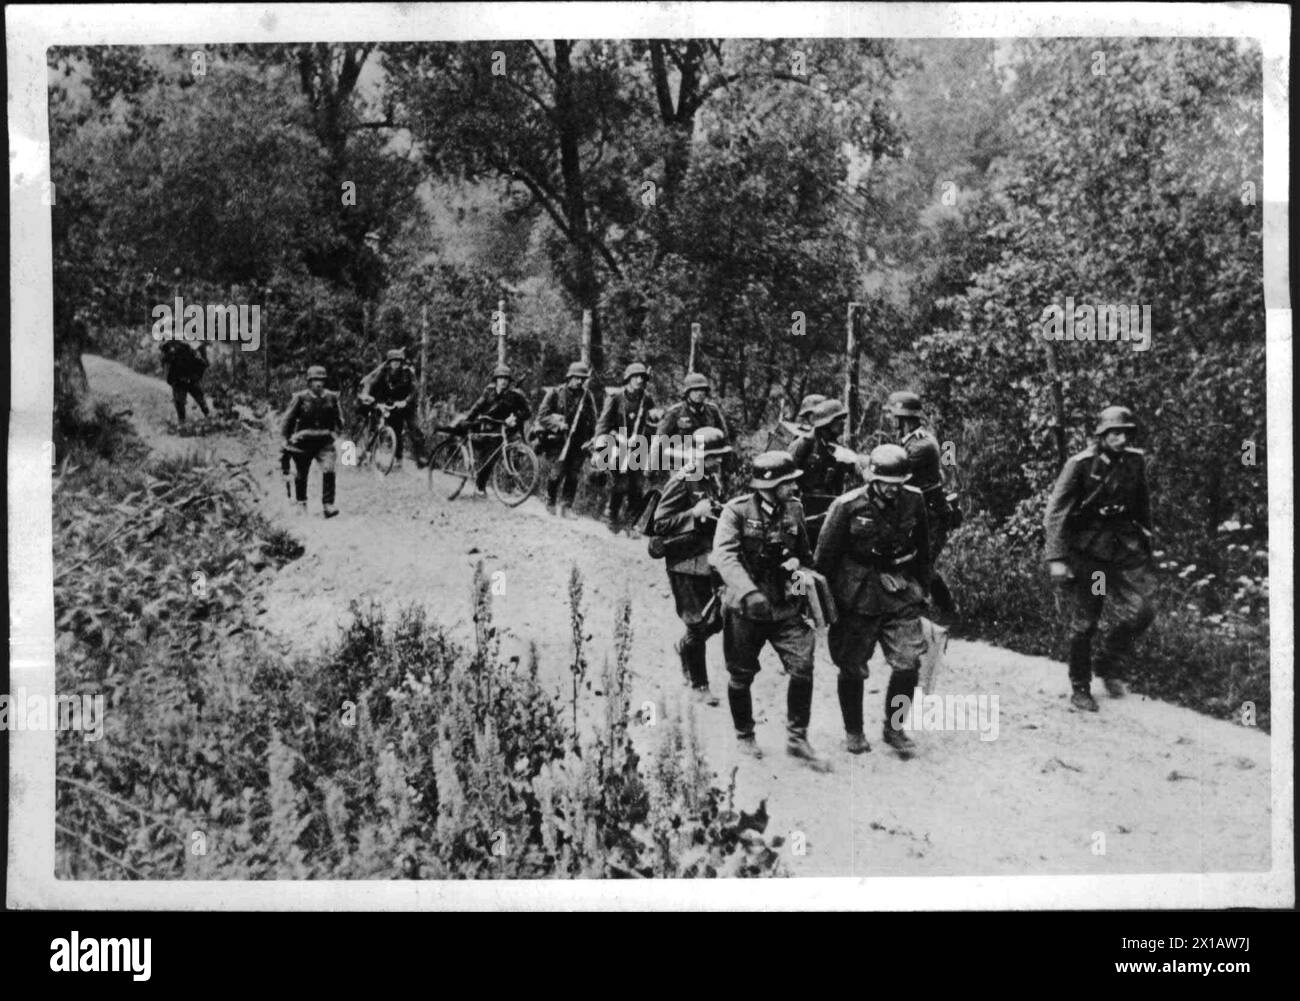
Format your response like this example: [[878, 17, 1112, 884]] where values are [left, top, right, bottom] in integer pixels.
[[427, 416, 540, 507], [356, 400, 401, 475]]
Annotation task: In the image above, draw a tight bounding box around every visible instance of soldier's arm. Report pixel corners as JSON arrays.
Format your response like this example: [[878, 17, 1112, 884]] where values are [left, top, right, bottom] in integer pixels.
[[279, 395, 300, 440], [539, 387, 559, 419], [465, 387, 490, 421], [710, 504, 759, 597], [789, 433, 813, 469], [1133, 454, 1153, 532], [790, 499, 813, 565], [911, 493, 932, 593], [1043, 457, 1082, 562], [653, 475, 697, 536], [358, 365, 381, 397], [655, 405, 679, 440], [513, 389, 532, 423], [330, 394, 344, 434], [594, 393, 618, 438], [813, 496, 849, 579]]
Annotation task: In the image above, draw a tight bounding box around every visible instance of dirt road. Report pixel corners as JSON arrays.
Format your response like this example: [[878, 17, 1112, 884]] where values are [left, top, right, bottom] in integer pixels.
[[83, 354, 1273, 878]]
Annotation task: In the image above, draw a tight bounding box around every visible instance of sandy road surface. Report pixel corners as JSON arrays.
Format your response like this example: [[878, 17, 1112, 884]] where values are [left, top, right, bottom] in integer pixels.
[[83, 354, 1273, 879]]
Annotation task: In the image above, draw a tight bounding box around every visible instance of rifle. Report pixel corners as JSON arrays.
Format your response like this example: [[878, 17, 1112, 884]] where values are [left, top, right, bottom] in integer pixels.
[[558, 387, 594, 465], [619, 392, 646, 475]]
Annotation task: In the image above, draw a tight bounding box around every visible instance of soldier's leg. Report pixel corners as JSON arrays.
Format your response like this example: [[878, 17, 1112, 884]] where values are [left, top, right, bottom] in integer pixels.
[[561, 453, 583, 507], [827, 613, 878, 743], [625, 471, 646, 526], [290, 448, 313, 503], [546, 460, 564, 506], [404, 410, 426, 465], [670, 572, 714, 689], [188, 383, 210, 417], [1094, 563, 1155, 679], [1064, 556, 1105, 689], [769, 615, 816, 739], [606, 472, 626, 525], [171, 384, 188, 423], [474, 439, 501, 492], [879, 614, 925, 758], [388, 408, 405, 462], [317, 444, 338, 510], [721, 606, 765, 739]]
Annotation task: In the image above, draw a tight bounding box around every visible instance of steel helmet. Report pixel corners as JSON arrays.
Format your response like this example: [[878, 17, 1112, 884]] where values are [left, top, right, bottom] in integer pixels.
[[797, 393, 828, 420], [749, 450, 803, 489], [692, 426, 732, 456], [810, 398, 848, 429], [887, 390, 925, 419], [306, 365, 327, 382], [566, 361, 591, 379], [493, 363, 513, 379], [867, 443, 911, 483], [1094, 405, 1137, 436], [622, 362, 649, 383], [386, 348, 405, 362], [682, 372, 711, 394]]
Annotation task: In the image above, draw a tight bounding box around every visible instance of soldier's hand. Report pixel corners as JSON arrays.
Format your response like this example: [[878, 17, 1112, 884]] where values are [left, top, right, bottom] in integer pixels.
[[781, 556, 801, 573], [1049, 561, 1071, 585], [691, 498, 714, 519], [505, 414, 518, 427]]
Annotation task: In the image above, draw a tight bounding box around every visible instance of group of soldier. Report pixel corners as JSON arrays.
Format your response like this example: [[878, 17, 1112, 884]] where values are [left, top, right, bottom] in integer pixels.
[[181, 337, 1157, 759]]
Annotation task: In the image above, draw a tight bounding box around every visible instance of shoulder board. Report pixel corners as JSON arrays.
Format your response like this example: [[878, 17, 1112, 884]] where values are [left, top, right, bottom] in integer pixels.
[[726, 493, 754, 508]]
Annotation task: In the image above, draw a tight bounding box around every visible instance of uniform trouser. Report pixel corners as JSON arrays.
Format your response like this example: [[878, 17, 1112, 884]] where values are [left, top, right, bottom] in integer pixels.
[[472, 434, 503, 491], [290, 438, 337, 506], [668, 571, 722, 687], [1065, 556, 1155, 685], [828, 609, 924, 734], [607, 470, 645, 524], [371, 404, 423, 462], [170, 381, 209, 422], [722, 606, 815, 738], [547, 450, 585, 506]]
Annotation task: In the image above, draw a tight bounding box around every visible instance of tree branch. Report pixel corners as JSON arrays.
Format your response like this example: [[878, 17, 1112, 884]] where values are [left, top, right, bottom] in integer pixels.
[[527, 40, 557, 81]]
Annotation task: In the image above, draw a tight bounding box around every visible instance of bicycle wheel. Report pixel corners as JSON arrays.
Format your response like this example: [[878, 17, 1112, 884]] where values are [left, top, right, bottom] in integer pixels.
[[491, 441, 540, 507], [371, 424, 398, 474], [430, 439, 471, 499]]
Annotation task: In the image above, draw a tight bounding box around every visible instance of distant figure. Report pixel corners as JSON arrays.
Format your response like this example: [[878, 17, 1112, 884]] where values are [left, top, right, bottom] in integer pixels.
[[160, 340, 210, 424], [359, 348, 425, 469], [462, 363, 532, 497], [593, 362, 656, 534], [280, 365, 343, 519], [536, 361, 598, 517], [1043, 406, 1155, 712]]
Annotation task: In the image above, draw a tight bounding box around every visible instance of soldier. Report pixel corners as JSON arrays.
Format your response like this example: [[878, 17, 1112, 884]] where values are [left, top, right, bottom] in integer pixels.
[[815, 445, 931, 758], [160, 340, 211, 425], [656, 372, 731, 443], [594, 362, 657, 533], [888, 390, 956, 617], [537, 361, 598, 517], [280, 365, 343, 518], [463, 363, 532, 497], [359, 348, 425, 469], [653, 426, 733, 706], [790, 398, 859, 546], [1044, 406, 1155, 712], [710, 451, 829, 770]]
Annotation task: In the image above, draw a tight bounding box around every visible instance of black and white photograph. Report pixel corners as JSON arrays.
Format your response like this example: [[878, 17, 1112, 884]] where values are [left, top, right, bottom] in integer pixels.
[[6, 2, 1292, 916]]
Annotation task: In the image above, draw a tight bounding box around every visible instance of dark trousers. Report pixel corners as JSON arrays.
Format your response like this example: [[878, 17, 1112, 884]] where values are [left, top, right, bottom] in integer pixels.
[[547, 450, 585, 506], [170, 381, 209, 423], [473, 434, 502, 491], [1065, 556, 1155, 685], [828, 610, 925, 734], [363, 403, 423, 462], [290, 438, 337, 507], [722, 606, 815, 738], [669, 571, 722, 687], [607, 470, 645, 524]]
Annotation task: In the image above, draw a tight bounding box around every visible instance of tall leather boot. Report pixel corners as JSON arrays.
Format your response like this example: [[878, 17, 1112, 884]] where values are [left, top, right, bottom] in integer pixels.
[[1068, 633, 1094, 688], [727, 683, 755, 738], [786, 678, 830, 771], [837, 675, 869, 753], [882, 669, 918, 759]]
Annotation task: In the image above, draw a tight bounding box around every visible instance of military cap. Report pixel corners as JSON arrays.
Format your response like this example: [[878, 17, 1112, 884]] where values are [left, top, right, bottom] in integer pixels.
[[493, 363, 513, 379], [749, 450, 803, 489], [810, 398, 849, 428], [887, 390, 925, 419], [622, 362, 649, 383], [1094, 405, 1137, 436], [867, 443, 910, 483], [306, 365, 327, 382], [566, 361, 591, 379], [692, 426, 732, 456], [682, 372, 711, 393]]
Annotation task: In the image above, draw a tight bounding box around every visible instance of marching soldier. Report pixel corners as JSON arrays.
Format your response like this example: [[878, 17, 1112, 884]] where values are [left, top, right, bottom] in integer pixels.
[[160, 340, 211, 425], [463, 363, 532, 497], [710, 451, 829, 770], [359, 348, 426, 469], [790, 398, 859, 547], [280, 365, 344, 518], [594, 362, 656, 534], [815, 445, 931, 758], [656, 372, 731, 443], [653, 426, 733, 706], [888, 390, 956, 617], [1044, 406, 1155, 711], [537, 361, 598, 517]]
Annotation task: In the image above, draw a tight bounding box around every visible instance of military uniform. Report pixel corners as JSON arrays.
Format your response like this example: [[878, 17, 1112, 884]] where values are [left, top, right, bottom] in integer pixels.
[[654, 465, 727, 690], [815, 483, 931, 743], [656, 399, 730, 444], [538, 382, 597, 508], [899, 424, 955, 613], [360, 362, 424, 463], [160, 341, 210, 423], [465, 382, 532, 491], [710, 491, 816, 740], [281, 387, 344, 509], [594, 386, 656, 528], [789, 431, 855, 546], [1044, 444, 1155, 688]]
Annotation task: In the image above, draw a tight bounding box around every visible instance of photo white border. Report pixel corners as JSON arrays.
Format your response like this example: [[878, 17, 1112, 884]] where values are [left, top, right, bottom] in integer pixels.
[[7, 1, 1293, 910]]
